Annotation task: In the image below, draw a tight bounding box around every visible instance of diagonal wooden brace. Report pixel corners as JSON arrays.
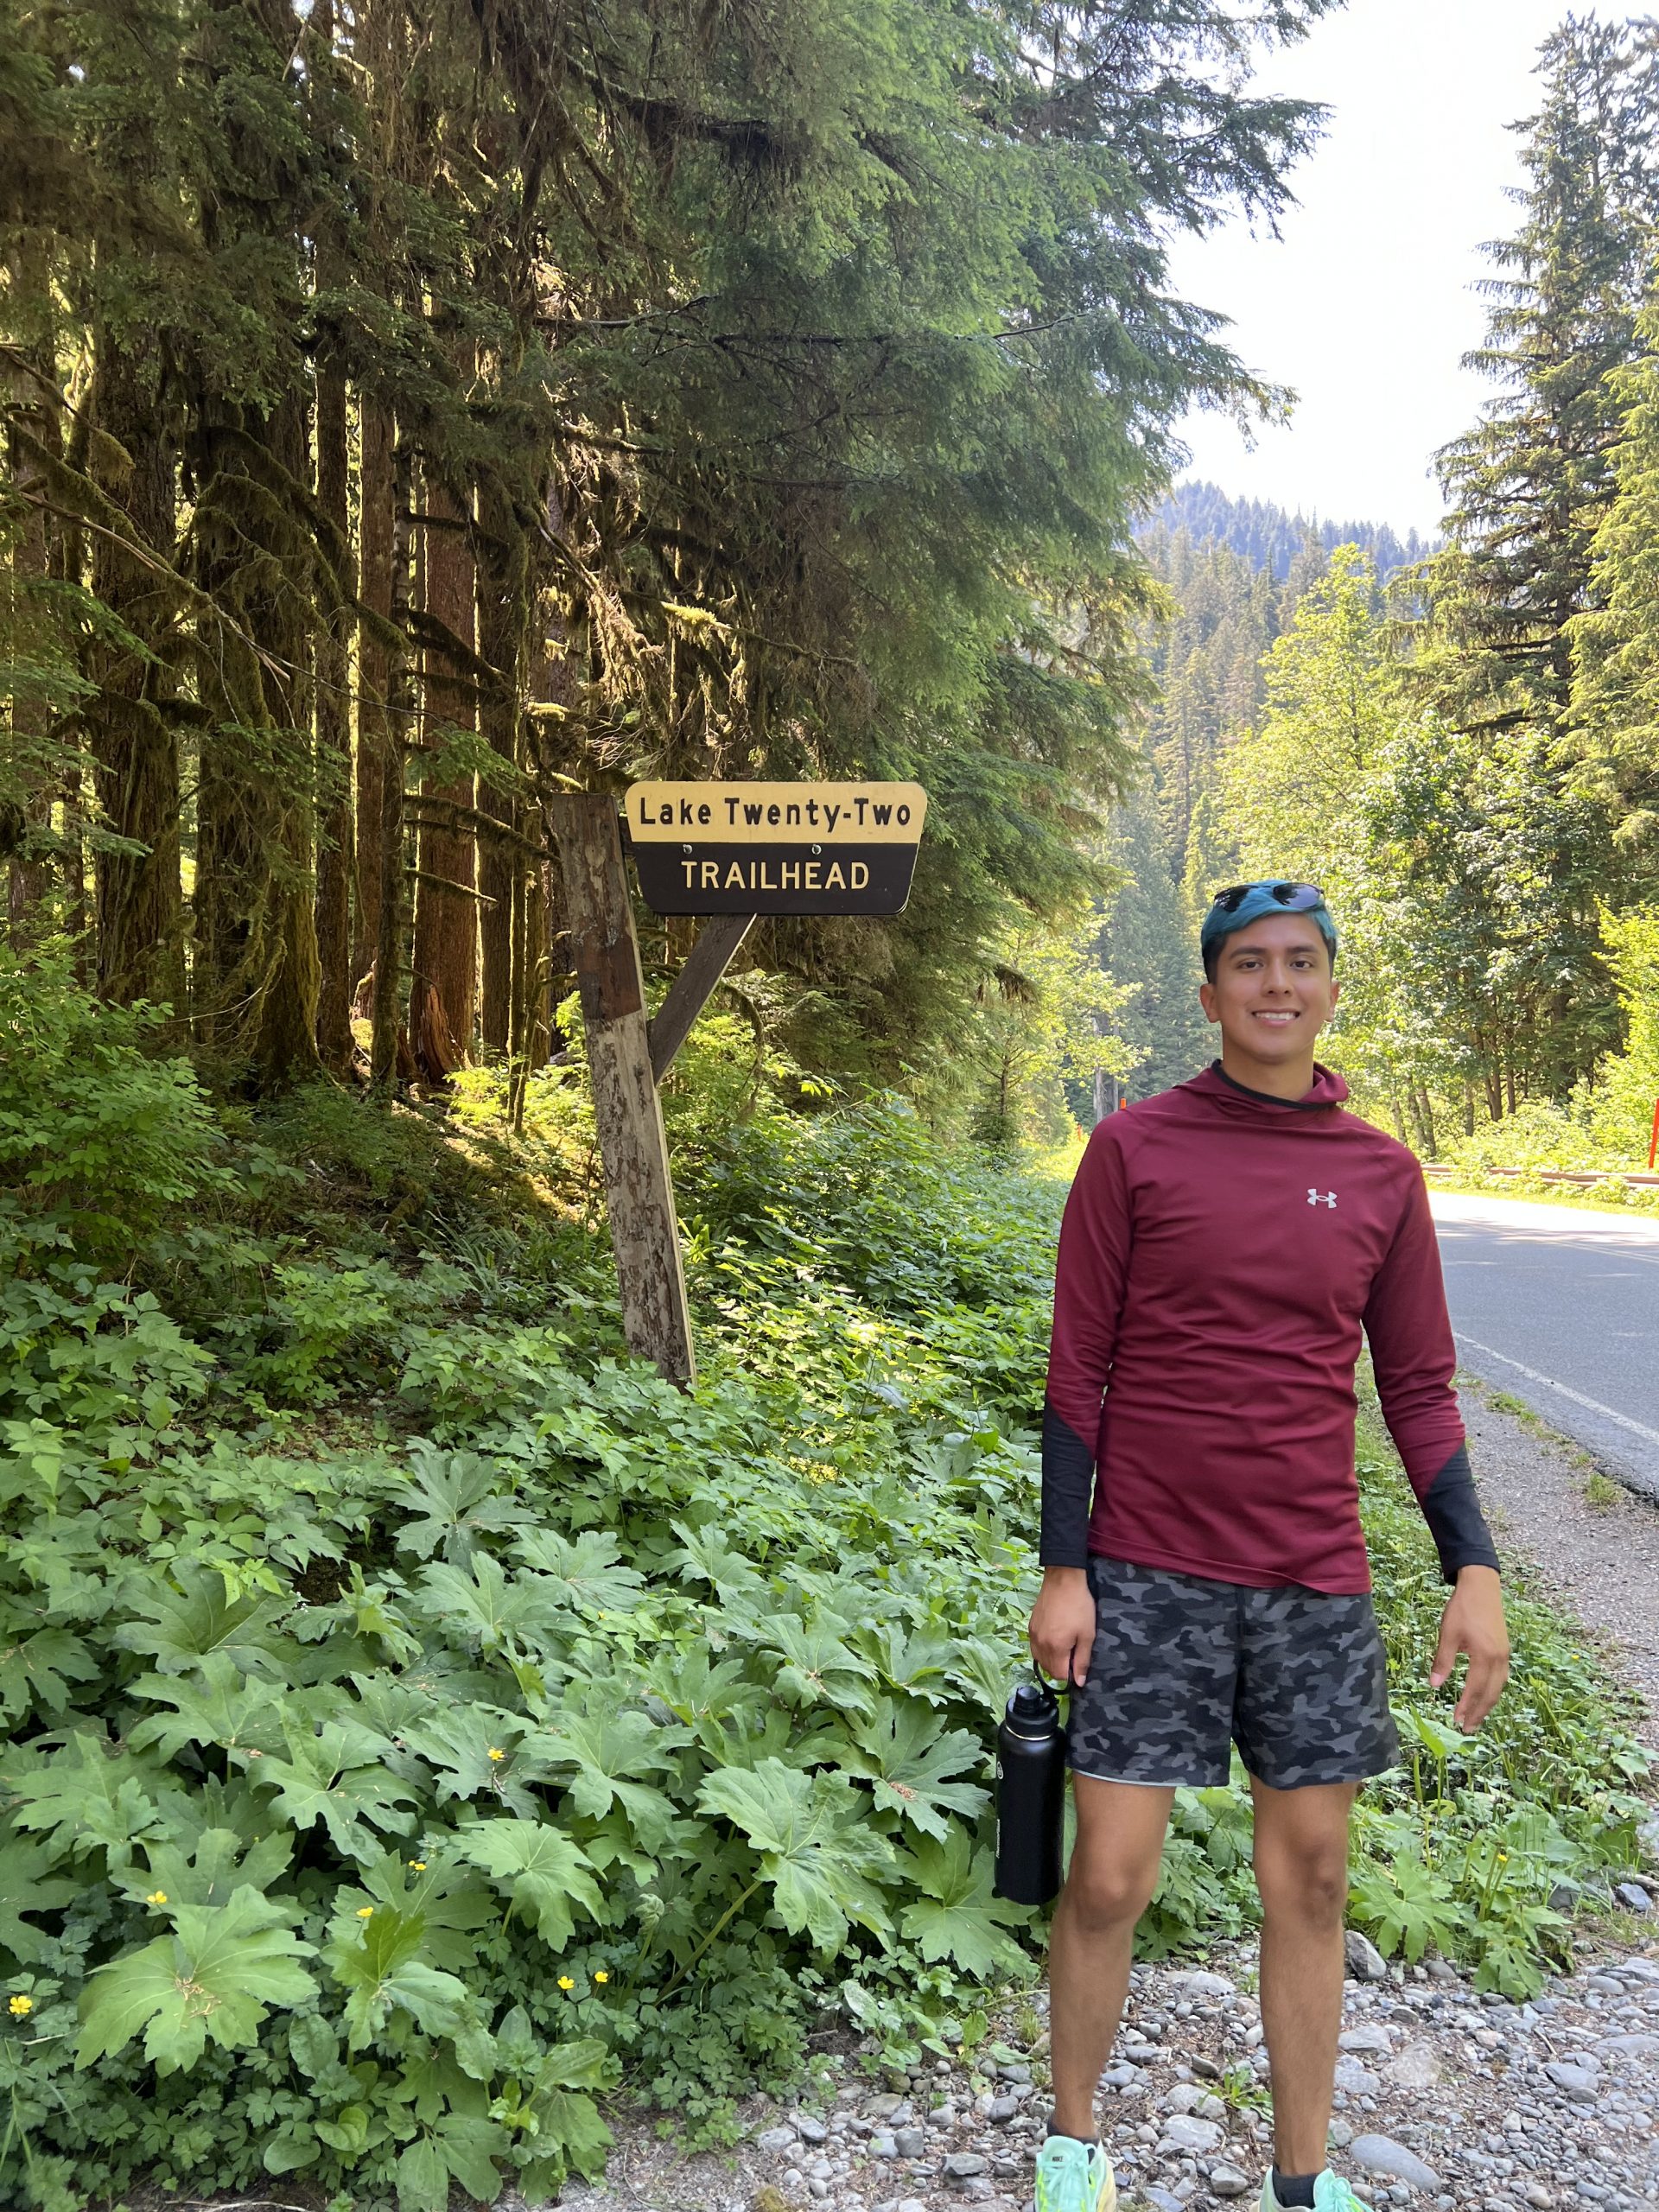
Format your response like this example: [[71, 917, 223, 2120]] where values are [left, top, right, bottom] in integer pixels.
[[648, 913, 757, 1082]]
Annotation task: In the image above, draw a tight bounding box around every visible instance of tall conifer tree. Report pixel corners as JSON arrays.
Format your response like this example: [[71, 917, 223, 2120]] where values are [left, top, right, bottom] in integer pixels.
[[1432, 16, 1659, 724], [1569, 299, 1659, 879], [1415, 15, 1659, 1103]]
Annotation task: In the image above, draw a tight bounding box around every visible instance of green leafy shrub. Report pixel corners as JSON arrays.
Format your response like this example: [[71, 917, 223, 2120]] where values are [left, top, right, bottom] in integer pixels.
[[1445, 1097, 1603, 1176], [0, 947, 228, 1250], [239, 1254, 474, 1406], [1350, 1427, 1652, 1993], [683, 1094, 1063, 1317]]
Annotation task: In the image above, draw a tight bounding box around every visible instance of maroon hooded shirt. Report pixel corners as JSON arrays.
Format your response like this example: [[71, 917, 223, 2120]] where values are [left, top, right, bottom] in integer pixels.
[[1040, 1062, 1497, 1593]]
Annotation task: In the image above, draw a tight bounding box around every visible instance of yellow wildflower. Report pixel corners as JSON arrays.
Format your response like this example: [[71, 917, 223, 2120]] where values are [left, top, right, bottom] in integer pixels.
[[409, 1859, 428, 1871], [356, 1905, 375, 1919], [557, 1975, 575, 1992], [9, 1995, 32, 2018], [145, 1891, 168, 1906], [594, 1970, 610, 1985], [487, 1747, 505, 1763]]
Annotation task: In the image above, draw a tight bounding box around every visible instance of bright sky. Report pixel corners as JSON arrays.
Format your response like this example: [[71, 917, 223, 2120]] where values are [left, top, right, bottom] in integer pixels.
[[1165, 0, 1631, 537]]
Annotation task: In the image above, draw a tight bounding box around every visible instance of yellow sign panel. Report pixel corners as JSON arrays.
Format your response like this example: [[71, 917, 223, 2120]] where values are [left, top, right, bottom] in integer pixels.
[[626, 781, 925, 844], [624, 781, 927, 914]]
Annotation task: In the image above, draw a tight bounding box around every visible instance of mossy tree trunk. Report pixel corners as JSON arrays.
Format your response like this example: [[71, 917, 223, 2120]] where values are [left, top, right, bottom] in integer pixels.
[[88, 339, 184, 1016], [408, 454, 478, 1079], [314, 333, 355, 1071], [192, 393, 321, 1085], [475, 476, 522, 1056], [356, 397, 394, 1003]]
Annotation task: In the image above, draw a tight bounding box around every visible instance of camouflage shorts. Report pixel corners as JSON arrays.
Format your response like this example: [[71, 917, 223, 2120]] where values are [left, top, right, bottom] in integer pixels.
[[1065, 1555, 1400, 1790]]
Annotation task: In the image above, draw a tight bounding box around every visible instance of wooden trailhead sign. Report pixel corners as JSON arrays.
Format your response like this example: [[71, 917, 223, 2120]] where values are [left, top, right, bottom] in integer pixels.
[[625, 780, 927, 915], [547, 782, 928, 1389]]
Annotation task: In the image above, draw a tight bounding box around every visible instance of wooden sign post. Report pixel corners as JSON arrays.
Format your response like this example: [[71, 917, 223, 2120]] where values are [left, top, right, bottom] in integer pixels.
[[550, 795, 697, 1383], [550, 782, 927, 1386]]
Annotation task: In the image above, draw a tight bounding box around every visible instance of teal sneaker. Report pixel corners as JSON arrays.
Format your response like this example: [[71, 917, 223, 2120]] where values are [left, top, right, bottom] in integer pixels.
[[1035, 2133, 1116, 2212], [1260, 2172, 1374, 2212]]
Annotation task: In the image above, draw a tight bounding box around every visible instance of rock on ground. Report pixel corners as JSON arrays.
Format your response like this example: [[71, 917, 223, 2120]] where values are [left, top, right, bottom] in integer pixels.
[[1349, 2133, 1442, 2191], [1345, 1930, 1390, 1981]]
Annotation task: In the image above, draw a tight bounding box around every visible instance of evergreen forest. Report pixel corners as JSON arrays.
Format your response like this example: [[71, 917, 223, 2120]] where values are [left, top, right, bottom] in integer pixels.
[[3, 4, 1659, 2209]]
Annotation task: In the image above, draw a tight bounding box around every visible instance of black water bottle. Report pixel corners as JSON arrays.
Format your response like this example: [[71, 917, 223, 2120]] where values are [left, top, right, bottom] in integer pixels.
[[994, 1679, 1066, 1904]]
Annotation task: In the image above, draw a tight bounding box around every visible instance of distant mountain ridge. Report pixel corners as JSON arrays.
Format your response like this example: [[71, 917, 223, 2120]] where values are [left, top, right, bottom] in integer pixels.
[[1141, 480, 1434, 582]]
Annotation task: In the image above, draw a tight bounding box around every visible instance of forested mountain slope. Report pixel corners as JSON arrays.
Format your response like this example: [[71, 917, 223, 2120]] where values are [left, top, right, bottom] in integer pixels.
[[1098, 493, 1411, 1101], [1144, 481, 1433, 582]]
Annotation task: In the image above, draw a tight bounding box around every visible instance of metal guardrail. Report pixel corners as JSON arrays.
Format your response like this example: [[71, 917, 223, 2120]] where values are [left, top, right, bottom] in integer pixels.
[[1423, 1163, 1659, 1190]]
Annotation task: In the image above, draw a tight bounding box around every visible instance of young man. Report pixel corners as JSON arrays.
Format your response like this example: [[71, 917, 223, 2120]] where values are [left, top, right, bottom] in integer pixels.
[[1029, 880, 1510, 2212]]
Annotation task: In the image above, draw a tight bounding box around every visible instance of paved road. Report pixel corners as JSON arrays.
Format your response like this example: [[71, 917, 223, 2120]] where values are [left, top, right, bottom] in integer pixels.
[[1430, 1191, 1659, 1503]]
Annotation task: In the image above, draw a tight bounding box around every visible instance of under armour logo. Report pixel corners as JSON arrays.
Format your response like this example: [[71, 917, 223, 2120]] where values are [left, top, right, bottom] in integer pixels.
[[1307, 1188, 1337, 1208]]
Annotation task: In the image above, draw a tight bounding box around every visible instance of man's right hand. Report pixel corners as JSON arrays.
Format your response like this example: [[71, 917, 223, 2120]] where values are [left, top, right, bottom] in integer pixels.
[[1028, 1565, 1096, 1687]]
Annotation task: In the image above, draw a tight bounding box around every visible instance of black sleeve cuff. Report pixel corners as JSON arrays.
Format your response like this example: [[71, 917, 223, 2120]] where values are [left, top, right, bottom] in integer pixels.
[[1039, 1403, 1096, 1568], [1419, 1442, 1501, 1585]]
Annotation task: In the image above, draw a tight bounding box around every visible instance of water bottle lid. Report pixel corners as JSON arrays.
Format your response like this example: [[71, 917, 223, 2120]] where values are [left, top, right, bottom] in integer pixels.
[[1004, 1680, 1059, 1735]]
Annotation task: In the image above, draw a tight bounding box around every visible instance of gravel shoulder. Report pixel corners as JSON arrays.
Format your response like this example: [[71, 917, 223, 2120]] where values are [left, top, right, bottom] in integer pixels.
[[1462, 1381, 1659, 1752]]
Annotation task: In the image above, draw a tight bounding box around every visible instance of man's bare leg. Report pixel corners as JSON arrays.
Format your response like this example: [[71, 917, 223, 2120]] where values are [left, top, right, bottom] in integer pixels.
[[1250, 1777, 1358, 2177], [1048, 1779, 1175, 2140]]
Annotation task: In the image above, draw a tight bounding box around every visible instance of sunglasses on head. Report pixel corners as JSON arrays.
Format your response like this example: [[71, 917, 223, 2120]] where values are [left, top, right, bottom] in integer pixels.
[[1208, 880, 1325, 914]]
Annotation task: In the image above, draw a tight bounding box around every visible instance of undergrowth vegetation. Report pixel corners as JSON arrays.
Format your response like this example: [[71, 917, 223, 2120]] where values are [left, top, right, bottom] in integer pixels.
[[0, 956, 1652, 2212]]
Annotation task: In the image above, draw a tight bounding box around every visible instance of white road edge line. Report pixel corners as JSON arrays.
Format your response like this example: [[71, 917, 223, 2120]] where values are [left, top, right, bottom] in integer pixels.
[[1455, 1332, 1659, 1452]]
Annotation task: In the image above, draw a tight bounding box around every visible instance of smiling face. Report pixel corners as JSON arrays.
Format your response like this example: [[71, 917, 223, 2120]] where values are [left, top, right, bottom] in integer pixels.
[[1198, 911, 1339, 1091]]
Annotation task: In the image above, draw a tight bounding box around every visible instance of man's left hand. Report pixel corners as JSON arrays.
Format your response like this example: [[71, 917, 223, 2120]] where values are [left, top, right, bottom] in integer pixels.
[[1430, 1564, 1510, 1731]]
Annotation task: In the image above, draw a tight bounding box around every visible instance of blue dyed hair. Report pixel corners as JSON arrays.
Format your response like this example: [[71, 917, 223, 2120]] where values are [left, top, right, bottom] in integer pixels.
[[1200, 882, 1338, 982]]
